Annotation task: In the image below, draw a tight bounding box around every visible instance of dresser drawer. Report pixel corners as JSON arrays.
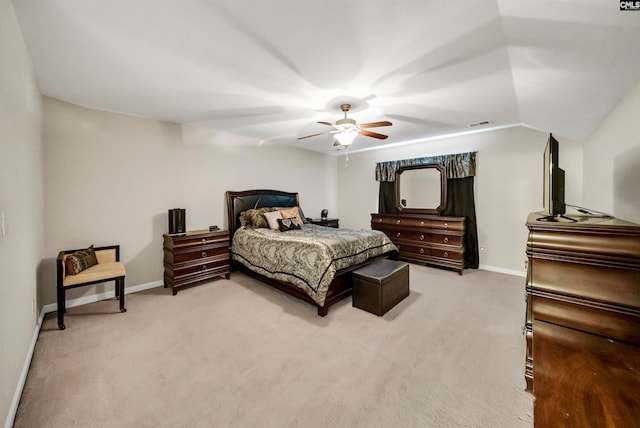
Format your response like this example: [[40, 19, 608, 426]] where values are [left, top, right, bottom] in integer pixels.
[[431, 247, 463, 261], [164, 230, 230, 250], [431, 232, 462, 247], [171, 242, 229, 264], [430, 219, 464, 231], [376, 228, 463, 250], [372, 215, 464, 231], [397, 243, 431, 257], [389, 229, 432, 243], [530, 257, 640, 309], [172, 256, 230, 277]]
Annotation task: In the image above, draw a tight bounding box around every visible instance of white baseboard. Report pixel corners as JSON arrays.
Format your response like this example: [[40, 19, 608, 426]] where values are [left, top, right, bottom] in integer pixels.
[[479, 264, 526, 278], [41, 279, 164, 314], [6, 280, 164, 428], [4, 309, 45, 428]]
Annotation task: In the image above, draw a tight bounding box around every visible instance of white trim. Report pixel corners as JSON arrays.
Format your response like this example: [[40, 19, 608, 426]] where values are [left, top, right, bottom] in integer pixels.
[[479, 264, 526, 278], [7, 280, 164, 428], [41, 280, 164, 314], [5, 310, 45, 428], [335, 123, 526, 155]]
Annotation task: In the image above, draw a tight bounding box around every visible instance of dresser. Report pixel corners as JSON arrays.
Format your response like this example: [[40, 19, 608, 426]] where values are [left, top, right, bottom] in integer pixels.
[[525, 212, 640, 427], [163, 229, 230, 295], [371, 213, 466, 274]]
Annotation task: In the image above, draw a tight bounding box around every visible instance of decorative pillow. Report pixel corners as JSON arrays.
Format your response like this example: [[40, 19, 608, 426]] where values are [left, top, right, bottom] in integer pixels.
[[273, 206, 309, 223], [278, 217, 301, 232], [239, 208, 274, 228], [263, 210, 283, 230], [279, 207, 304, 227], [65, 245, 98, 275]]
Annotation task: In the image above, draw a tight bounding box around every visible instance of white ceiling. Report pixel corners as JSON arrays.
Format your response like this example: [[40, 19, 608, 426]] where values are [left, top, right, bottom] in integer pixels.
[[12, 0, 640, 154]]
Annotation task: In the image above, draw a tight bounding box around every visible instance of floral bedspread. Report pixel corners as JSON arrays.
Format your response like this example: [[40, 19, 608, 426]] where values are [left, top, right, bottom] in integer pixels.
[[231, 224, 397, 306]]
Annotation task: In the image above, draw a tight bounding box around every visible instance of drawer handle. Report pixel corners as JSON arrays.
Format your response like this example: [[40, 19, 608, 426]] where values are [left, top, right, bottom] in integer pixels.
[[420, 221, 424, 226], [419, 248, 424, 254], [444, 252, 449, 258], [202, 251, 208, 258], [202, 265, 207, 271], [201, 239, 206, 244], [444, 223, 448, 228], [396, 219, 401, 224], [396, 232, 401, 238], [420, 234, 425, 241], [378, 218, 383, 223], [443, 237, 449, 243]]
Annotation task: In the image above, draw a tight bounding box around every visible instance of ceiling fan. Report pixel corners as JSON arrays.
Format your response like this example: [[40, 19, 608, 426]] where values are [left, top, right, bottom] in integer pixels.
[[297, 103, 392, 147]]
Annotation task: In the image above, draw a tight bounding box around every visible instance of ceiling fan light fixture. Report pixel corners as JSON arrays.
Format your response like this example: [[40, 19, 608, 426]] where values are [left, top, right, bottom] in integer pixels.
[[334, 129, 358, 146]]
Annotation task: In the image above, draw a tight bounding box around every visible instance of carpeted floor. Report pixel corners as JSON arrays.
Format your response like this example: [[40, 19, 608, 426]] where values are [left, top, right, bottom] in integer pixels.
[[15, 264, 533, 427]]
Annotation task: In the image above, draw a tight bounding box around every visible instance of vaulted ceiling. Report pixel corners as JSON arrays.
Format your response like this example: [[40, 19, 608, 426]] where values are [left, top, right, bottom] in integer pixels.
[[12, 0, 640, 154]]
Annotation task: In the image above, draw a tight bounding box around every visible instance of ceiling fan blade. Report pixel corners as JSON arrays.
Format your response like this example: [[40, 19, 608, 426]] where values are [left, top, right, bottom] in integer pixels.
[[297, 130, 332, 140], [359, 129, 388, 140], [317, 121, 335, 127], [359, 121, 392, 129]]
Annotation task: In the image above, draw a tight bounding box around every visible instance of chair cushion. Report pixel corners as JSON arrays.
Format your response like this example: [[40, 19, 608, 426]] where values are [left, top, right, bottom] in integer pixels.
[[63, 261, 126, 287]]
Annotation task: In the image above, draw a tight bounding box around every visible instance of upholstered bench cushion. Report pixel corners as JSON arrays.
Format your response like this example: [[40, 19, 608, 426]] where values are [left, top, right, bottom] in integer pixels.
[[63, 261, 125, 287], [352, 259, 409, 316]]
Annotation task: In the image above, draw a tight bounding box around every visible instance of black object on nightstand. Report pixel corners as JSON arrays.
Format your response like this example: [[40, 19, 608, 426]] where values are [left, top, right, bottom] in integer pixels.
[[310, 218, 339, 228]]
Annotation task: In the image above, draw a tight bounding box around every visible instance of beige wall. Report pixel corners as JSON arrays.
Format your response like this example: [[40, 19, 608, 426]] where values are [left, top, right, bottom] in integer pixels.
[[41, 98, 338, 305], [0, 0, 43, 425], [583, 78, 640, 224], [336, 126, 584, 274]]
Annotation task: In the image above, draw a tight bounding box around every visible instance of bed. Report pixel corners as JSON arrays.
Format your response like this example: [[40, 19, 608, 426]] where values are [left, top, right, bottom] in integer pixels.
[[226, 189, 398, 316]]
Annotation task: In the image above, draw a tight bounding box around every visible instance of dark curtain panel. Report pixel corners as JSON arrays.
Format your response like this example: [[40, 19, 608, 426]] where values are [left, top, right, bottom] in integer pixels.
[[442, 176, 479, 269], [378, 181, 397, 214]]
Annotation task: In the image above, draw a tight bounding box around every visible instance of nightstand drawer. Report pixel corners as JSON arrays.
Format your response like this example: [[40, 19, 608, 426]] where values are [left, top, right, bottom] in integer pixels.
[[172, 257, 230, 278], [171, 243, 229, 263]]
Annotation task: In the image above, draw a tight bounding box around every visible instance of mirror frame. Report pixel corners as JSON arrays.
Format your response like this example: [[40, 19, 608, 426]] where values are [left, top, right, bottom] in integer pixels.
[[395, 163, 447, 215]]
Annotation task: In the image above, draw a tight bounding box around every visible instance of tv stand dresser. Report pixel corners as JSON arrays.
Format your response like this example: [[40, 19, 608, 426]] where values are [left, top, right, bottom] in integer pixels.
[[525, 212, 640, 426], [371, 213, 466, 274]]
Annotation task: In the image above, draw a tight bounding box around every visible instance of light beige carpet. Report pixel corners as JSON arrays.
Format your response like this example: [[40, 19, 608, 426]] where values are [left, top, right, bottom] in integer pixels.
[[15, 264, 532, 427]]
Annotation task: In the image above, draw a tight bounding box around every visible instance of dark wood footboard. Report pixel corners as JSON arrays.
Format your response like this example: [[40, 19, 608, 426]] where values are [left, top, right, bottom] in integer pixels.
[[231, 252, 396, 316]]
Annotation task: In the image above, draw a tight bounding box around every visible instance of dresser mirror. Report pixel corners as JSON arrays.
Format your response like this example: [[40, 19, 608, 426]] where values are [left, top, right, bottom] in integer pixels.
[[395, 163, 447, 214]]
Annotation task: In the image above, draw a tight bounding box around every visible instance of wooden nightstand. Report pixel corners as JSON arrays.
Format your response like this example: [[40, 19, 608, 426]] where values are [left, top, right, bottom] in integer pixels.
[[163, 229, 230, 295], [310, 218, 339, 228]]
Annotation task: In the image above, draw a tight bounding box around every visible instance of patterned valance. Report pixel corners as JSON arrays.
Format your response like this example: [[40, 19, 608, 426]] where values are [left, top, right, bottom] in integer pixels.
[[375, 151, 477, 181]]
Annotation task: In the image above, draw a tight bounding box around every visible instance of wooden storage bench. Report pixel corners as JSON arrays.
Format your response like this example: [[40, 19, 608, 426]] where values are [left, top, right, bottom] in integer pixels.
[[352, 259, 409, 316]]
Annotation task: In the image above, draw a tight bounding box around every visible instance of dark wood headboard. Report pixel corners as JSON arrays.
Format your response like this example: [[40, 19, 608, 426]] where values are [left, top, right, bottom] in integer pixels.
[[226, 189, 299, 237]]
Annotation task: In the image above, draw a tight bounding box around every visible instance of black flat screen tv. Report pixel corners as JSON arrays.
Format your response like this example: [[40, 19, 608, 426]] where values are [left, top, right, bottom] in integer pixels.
[[539, 133, 571, 222]]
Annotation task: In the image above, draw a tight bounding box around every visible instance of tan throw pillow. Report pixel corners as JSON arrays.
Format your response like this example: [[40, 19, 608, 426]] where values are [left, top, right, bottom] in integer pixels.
[[263, 210, 283, 230], [279, 207, 304, 227]]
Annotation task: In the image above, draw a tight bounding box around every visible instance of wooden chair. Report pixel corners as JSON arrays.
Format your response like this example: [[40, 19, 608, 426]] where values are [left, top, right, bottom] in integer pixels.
[[56, 245, 126, 330]]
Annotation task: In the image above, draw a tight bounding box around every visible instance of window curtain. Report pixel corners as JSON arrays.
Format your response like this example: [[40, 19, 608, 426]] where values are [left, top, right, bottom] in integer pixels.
[[376, 151, 479, 269], [442, 176, 479, 268]]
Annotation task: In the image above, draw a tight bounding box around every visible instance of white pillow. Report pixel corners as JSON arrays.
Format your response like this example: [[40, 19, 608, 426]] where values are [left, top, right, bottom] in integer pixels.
[[263, 210, 283, 230]]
